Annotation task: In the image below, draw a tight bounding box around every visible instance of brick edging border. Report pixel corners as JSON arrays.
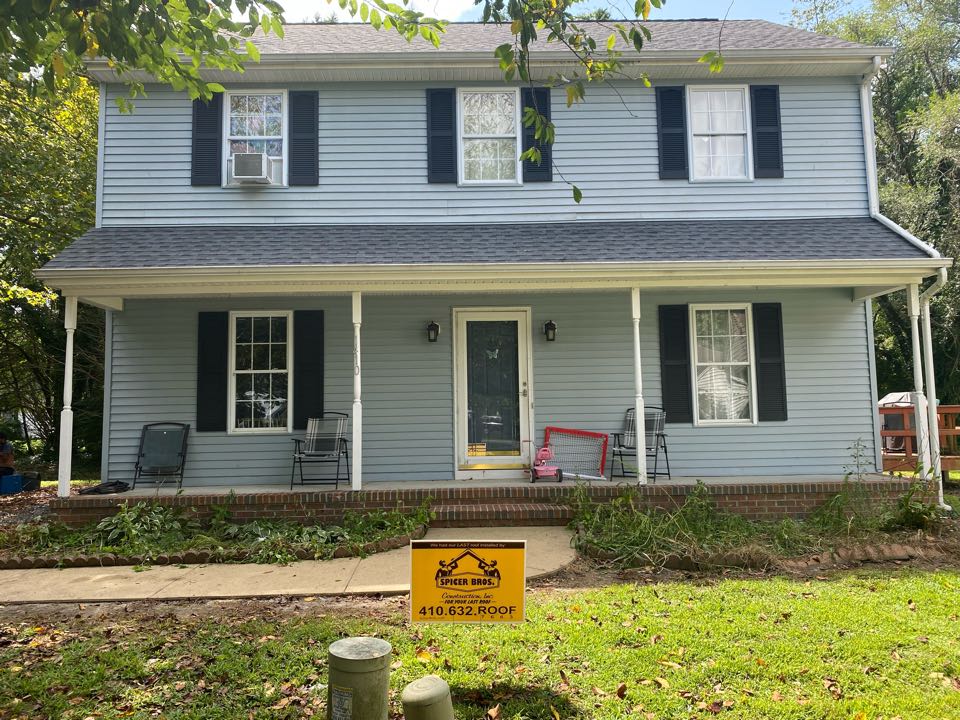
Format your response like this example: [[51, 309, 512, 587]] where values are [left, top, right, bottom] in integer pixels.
[[0, 524, 428, 570]]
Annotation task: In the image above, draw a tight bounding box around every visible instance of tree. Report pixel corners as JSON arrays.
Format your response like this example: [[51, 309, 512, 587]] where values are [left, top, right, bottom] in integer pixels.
[[0, 76, 104, 461], [793, 0, 960, 401]]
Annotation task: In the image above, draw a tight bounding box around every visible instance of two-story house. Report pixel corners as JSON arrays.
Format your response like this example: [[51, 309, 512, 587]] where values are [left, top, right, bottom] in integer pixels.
[[39, 20, 950, 507]]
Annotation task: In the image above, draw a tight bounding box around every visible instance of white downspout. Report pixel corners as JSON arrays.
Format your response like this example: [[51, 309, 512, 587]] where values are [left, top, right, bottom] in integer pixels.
[[920, 267, 950, 510], [351, 291, 362, 491], [631, 288, 648, 484], [57, 296, 78, 498], [860, 55, 941, 259]]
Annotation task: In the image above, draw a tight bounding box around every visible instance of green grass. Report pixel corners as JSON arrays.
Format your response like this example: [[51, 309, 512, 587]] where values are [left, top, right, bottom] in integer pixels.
[[2, 572, 958, 718]]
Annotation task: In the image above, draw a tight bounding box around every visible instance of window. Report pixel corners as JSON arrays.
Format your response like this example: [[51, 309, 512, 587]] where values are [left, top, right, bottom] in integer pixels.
[[458, 89, 521, 184], [688, 87, 751, 181], [224, 91, 287, 185], [690, 304, 756, 424], [229, 312, 292, 432]]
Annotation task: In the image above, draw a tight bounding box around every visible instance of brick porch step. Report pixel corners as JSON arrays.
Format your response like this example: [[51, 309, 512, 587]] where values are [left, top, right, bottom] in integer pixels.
[[430, 502, 574, 527]]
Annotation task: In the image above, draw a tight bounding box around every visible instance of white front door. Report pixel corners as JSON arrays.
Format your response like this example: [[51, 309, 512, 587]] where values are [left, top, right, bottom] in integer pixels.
[[453, 308, 533, 479]]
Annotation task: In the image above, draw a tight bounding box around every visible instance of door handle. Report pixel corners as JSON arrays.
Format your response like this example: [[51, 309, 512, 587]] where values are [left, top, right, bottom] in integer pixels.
[[520, 381, 528, 398]]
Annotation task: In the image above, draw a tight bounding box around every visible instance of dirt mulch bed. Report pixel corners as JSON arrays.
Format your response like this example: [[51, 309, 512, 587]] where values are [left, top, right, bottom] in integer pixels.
[[0, 487, 58, 527]]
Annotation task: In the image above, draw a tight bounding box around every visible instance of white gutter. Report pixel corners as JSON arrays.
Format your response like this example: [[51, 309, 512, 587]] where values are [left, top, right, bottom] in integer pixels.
[[860, 55, 941, 259]]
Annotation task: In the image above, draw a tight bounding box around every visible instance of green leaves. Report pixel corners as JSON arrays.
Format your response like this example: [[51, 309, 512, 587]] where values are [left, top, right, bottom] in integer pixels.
[[698, 51, 725, 73]]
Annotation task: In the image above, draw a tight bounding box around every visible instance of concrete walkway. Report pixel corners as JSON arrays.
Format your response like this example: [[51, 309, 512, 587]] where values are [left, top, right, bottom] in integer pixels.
[[0, 526, 575, 604]]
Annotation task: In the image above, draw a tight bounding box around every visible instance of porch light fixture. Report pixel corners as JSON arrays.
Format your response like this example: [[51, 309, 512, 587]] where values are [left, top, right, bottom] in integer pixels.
[[426, 321, 440, 343], [543, 320, 557, 342]]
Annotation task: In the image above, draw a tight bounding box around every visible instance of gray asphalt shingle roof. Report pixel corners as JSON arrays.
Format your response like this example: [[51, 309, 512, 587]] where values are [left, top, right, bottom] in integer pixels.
[[250, 20, 870, 56], [42, 218, 932, 272]]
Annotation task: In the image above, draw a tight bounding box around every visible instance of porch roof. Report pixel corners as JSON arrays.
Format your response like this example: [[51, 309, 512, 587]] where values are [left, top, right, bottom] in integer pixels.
[[42, 217, 938, 271]]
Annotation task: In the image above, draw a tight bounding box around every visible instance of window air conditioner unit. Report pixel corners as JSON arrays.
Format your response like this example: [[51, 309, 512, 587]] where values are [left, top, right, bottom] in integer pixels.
[[231, 152, 273, 184]]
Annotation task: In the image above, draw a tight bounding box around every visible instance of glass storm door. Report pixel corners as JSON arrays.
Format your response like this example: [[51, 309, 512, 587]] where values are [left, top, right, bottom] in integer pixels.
[[454, 309, 532, 478]]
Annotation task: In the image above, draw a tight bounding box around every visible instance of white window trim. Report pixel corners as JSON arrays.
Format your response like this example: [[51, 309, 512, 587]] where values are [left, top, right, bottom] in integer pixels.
[[222, 89, 289, 188], [688, 303, 758, 427], [227, 310, 294, 435], [686, 85, 754, 183], [456, 87, 523, 187]]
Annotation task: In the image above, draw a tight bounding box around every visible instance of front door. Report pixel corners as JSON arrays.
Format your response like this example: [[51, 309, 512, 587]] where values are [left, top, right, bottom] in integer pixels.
[[454, 309, 532, 479]]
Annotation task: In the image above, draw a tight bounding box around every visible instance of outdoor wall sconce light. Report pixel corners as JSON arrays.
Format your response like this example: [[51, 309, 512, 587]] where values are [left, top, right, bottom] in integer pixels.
[[543, 320, 557, 342], [426, 321, 440, 343]]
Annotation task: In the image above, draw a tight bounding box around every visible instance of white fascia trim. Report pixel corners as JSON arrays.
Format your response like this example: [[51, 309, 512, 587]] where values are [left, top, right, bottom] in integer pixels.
[[84, 47, 894, 82], [860, 55, 941, 260]]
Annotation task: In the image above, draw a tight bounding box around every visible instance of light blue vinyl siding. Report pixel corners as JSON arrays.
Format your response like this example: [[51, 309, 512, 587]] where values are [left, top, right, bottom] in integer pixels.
[[99, 78, 868, 225], [105, 289, 876, 484]]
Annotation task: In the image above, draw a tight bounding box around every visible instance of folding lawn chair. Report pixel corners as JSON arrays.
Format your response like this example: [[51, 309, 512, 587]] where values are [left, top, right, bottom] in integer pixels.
[[609, 406, 671, 482], [291, 413, 350, 489], [132, 422, 190, 490]]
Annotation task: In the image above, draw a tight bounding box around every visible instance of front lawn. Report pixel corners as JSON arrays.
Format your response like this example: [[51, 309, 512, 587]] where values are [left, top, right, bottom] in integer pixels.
[[2, 570, 958, 719]]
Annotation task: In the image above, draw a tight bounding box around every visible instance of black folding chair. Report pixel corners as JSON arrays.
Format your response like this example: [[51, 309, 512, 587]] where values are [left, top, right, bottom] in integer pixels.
[[291, 413, 350, 489], [609, 406, 671, 482], [132, 422, 190, 489]]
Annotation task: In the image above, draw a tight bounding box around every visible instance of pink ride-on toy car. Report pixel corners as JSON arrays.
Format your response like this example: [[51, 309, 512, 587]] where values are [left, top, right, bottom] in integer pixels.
[[529, 444, 563, 483]]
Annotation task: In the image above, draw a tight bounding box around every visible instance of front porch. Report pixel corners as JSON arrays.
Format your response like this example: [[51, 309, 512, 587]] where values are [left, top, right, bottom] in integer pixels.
[[49, 474, 913, 527]]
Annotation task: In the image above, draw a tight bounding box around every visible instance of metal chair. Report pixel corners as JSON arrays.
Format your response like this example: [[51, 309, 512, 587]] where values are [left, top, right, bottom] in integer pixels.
[[291, 413, 350, 489], [609, 406, 671, 482], [133, 422, 190, 489]]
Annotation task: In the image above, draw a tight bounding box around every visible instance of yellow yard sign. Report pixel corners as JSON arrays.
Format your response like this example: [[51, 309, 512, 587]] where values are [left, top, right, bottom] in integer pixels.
[[410, 540, 526, 623]]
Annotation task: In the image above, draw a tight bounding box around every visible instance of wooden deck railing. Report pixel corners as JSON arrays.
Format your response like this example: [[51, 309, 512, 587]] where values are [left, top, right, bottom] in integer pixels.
[[880, 404, 960, 473]]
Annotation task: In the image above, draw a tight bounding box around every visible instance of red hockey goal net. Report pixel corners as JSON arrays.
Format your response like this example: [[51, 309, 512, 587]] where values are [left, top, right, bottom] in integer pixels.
[[543, 426, 609, 481]]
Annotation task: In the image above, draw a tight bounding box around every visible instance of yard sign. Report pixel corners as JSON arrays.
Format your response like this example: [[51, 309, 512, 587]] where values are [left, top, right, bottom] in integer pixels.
[[410, 540, 526, 623]]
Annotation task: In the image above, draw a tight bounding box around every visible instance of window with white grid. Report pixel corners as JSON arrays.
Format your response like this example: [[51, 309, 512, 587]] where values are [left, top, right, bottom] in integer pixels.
[[688, 87, 751, 181], [458, 89, 521, 184], [229, 312, 292, 432], [224, 91, 286, 185], [690, 305, 756, 424]]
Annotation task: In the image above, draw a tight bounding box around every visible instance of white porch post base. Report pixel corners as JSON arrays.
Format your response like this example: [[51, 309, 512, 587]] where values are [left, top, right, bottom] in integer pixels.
[[57, 409, 73, 497], [631, 288, 648, 483], [57, 296, 78, 498], [351, 291, 362, 491]]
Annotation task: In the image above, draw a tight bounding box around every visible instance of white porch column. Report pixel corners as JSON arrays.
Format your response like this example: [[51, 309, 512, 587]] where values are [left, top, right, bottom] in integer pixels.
[[907, 284, 931, 476], [57, 296, 78, 498], [351, 291, 363, 490], [921, 298, 943, 487], [631, 288, 648, 483]]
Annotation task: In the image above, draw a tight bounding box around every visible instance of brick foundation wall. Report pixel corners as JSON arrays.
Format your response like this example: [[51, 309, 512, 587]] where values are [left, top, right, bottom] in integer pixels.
[[49, 479, 924, 527]]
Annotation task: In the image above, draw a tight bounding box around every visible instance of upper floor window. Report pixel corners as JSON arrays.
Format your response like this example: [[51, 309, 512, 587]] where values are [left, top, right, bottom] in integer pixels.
[[690, 304, 756, 425], [688, 87, 752, 181], [224, 91, 287, 186], [458, 89, 521, 185]]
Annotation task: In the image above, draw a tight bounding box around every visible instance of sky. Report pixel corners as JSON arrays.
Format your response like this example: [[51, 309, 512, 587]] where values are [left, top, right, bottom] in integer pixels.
[[278, 0, 821, 25]]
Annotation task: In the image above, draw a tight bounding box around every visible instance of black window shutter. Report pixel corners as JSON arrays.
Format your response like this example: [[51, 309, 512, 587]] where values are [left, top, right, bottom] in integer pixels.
[[753, 303, 788, 421], [521, 87, 552, 182], [289, 90, 319, 186], [750, 85, 784, 179], [293, 310, 324, 430], [658, 305, 693, 423], [655, 86, 688, 180], [191, 94, 223, 186], [426, 89, 457, 183], [196, 312, 228, 431]]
